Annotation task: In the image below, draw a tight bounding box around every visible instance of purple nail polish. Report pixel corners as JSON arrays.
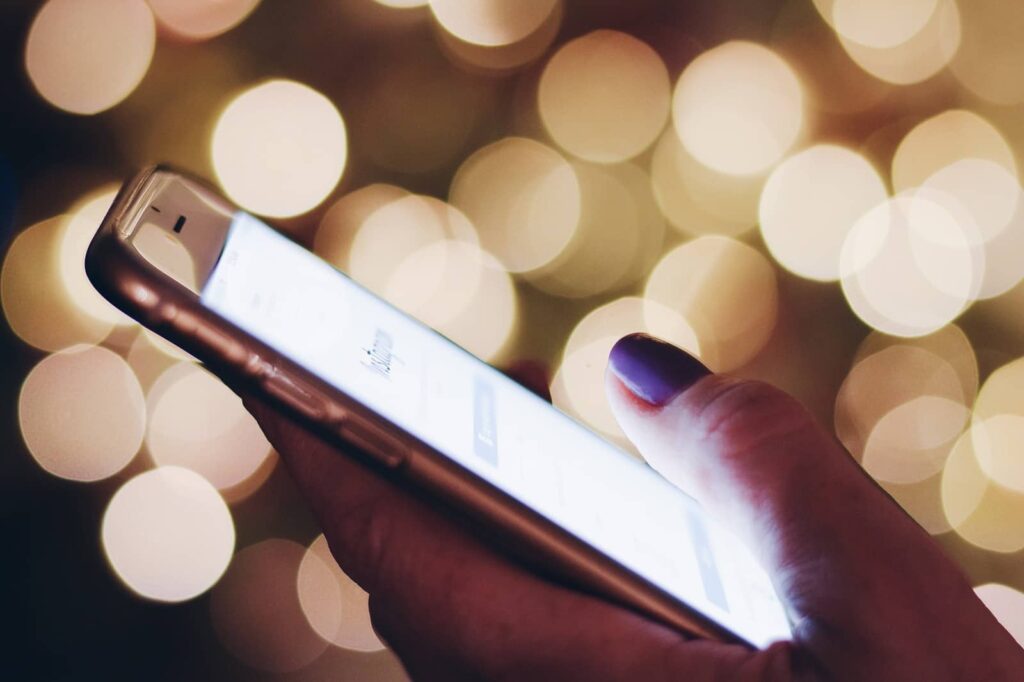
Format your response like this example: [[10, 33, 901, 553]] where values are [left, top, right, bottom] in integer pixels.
[[608, 333, 710, 407]]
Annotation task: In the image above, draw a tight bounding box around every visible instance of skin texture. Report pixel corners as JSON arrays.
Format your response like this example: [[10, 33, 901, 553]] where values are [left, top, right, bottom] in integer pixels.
[[240, 344, 1024, 681]]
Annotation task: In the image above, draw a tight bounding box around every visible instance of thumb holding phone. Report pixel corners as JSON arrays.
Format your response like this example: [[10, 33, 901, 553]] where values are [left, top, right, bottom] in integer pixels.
[[247, 333, 1024, 680]]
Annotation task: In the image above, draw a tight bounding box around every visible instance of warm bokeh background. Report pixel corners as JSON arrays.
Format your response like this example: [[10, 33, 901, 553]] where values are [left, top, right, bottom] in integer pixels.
[[4, 0, 1024, 678]]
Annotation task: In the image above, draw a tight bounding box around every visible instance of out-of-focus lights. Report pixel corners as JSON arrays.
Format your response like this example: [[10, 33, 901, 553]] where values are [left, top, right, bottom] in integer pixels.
[[645, 237, 778, 371], [975, 584, 1024, 647], [835, 344, 968, 482], [211, 539, 328, 671], [437, 1, 560, 74], [879, 474, 952, 535], [146, 362, 273, 493], [835, 0, 961, 85], [386, 240, 517, 362], [672, 41, 803, 176], [102, 466, 234, 601], [892, 110, 1018, 193], [551, 297, 699, 443], [349, 194, 476, 297], [649, 129, 760, 237], [450, 137, 580, 273], [840, 193, 981, 338], [972, 358, 1024, 493], [2, 217, 113, 351], [428, 0, 558, 47], [297, 534, 385, 652], [538, 30, 670, 163], [376, 0, 428, 7], [951, 1, 1024, 105], [19, 345, 145, 482], [830, 0, 939, 49], [25, 0, 155, 114], [60, 188, 136, 327], [942, 427, 1024, 553], [527, 162, 647, 298], [314, 184, 409, 270], [212, 80, 347, 218], [760, 145, 887, 281], [147, 0, 259, 40]]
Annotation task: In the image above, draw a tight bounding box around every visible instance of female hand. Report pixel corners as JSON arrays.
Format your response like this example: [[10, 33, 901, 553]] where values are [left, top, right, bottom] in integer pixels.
[[243, 333, 1024, 680]]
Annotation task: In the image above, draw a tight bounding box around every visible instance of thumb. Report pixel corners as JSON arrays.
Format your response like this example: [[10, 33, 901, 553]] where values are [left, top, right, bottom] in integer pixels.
[[604, 333, 1020, 679]]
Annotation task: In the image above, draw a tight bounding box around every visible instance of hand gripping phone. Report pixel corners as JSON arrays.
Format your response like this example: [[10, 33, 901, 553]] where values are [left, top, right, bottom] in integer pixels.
[[86, 167, 792, 648]]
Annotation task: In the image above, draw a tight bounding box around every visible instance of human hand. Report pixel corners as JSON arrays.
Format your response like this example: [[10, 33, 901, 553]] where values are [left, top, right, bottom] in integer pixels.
[[242, 333, 1024, 680]]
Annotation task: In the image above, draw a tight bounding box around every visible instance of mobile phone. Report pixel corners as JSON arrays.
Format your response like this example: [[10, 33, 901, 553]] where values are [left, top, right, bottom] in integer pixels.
[[86, 166, 791, 649]]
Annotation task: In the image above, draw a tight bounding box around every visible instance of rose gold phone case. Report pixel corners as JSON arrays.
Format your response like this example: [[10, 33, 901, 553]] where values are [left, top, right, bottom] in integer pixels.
[[86, 166, 750, 648]]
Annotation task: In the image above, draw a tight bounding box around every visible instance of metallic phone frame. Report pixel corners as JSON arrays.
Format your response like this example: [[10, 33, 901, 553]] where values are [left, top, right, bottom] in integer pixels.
[[86, 165, 751, 648]]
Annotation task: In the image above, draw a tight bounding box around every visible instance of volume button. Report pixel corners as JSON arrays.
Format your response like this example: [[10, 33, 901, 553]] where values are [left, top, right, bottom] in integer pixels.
[[342, 421, 407, 469], [263, 371, 327, 420]]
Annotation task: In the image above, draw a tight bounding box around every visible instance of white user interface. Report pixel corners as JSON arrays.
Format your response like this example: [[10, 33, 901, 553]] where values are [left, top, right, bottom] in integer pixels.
[[201, 212, 792, 647]]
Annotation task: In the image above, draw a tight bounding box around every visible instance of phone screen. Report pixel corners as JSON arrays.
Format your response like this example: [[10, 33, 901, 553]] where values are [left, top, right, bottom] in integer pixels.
[[200, 211, 792, 647]]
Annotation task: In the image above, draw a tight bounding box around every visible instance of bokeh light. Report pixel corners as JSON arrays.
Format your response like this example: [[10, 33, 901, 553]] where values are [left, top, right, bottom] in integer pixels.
[[297, 534, 385, 652], [2, 216, 114, 351], [210, 539, 328, 672], [971, 359, 1024, 494], [449, 137, 580, 273], [760, 145, 887, 281], [212, 80, 347, 218], [19, 345, 145, 482], [147, 0, 259, 41], [645, 237, 778, 371], [428, 0, 559, 47], [840, 193, 981, 338], [437, 0, 561, 74], [314, 184, 409, 270], [25, 0, 155, 114], [830, 0, 940, 50], [672, 41, 804, 176], [833, 0, 961, 85], [975, 584, 1024, 647], [951, 1, 1024, 105], [942, 427, 1024, 553], [146, 362, 274, 494], [59, 188, 137, 327], [538, 30, 670, 163], [102, 466, 235, 601], [649, 129, 761, 237]]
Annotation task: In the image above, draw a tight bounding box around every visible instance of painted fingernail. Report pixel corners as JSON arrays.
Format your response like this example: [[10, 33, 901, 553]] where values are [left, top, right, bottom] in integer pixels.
[[608, 333, 710, 407]]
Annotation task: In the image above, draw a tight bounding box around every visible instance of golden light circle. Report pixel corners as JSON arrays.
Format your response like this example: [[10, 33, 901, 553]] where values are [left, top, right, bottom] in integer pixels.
[[645, 237, 778, 371], [449, 137, 580, 273], [942, 427, 1024, 553], [437, 0, 561, 74], [831, 0, 939, 49], [2, 217, 113, 351], [212, 80, 347, 218], [835, 344, 968, 482], [551, 297, 699, 444], [297, 534, 385, 652], [835, 0, 961, 85], [19, 345, 145, 482], [428, 0, 559, 47], [840, 193, 981, 338], [147, 0, 259, 40], [25, 0, 155, 114], [146, 362, 274, 493], [376, 0, 428, 7], [974, 584, 1024, 647], [210, 539, 328, 671], [759, 145, 887, 281], [892, 110, 1018, 193], [60, 188, 137, 327], [313, 184, 409, 270], [649, 129, 760, 237], [349, 194, 477, 297], [973, 357, 1024, 423], [951, 0, 1024, 105], [879, 474, 952, 535], [971, 415, 1024, 494], [538, 30, 670, 163], [386, 240, 517, 362], [102, 466, 235, 601], [672, 41, 804, 176]]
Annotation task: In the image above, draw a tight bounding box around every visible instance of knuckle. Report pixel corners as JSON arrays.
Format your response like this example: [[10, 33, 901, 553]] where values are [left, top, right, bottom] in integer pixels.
[[692, 378, 817, 455]]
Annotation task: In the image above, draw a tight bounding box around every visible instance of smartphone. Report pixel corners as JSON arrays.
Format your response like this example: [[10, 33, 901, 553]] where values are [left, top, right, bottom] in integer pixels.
[[86, 166, 791, 648]]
